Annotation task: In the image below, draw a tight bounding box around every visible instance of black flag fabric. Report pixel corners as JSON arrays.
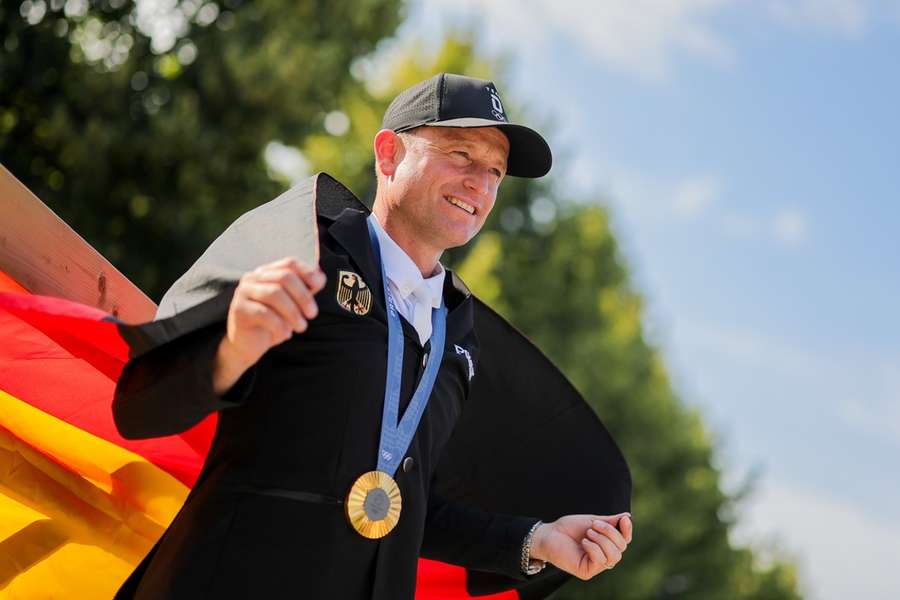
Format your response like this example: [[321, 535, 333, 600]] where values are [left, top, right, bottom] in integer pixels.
[[115, 172, 632, 599]]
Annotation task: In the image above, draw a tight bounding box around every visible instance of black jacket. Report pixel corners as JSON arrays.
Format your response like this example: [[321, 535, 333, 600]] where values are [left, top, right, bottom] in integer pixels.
[[112, 174, 631, 600]]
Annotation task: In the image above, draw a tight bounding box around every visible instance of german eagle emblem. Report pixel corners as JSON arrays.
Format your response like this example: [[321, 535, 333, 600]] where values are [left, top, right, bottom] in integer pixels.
[[336, 270, 372, 316]]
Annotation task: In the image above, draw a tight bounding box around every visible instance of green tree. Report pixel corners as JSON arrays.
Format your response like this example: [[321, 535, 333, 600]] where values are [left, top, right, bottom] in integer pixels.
[[1, 0, 403, 299], [2, 3, 803, 593]]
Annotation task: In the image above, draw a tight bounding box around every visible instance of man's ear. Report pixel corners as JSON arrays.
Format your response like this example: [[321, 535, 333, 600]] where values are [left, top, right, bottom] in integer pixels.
[[374, 129, 402, 178]]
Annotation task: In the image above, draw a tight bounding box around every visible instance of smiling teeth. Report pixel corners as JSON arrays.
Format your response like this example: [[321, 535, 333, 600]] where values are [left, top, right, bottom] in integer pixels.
[[447, 196, 475, 214]]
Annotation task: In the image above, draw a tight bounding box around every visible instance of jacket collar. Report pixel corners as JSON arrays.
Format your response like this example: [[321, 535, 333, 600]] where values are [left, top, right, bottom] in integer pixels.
[[368, 213, 445, 312], [313, 173, 474, 345]]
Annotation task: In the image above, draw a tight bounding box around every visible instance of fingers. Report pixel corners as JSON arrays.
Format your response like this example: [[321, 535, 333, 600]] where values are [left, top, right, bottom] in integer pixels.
[[269, 257, 327, 294], [586, 528, 622, 568], [619, 515, 633, 544], [241, 298, 295, 344], [242, 281, 307, 332], [592, 513, 633, 544], [240, 258, 326, 332], [254, 268, 319, 321], [579, 538, 608, 580], [590, 518, 628, 551]]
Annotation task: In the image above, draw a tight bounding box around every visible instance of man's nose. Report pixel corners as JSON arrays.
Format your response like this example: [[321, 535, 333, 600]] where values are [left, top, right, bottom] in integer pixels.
[[463, 168, 491, 197]]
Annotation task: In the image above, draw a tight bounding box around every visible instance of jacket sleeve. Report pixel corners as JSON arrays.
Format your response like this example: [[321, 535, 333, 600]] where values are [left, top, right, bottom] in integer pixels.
[[420, 492, 539, 580], [112, 321, 257, 440]]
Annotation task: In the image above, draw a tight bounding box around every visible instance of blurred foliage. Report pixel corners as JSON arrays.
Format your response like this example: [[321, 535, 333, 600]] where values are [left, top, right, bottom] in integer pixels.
[[2, 3, 803, 596], [0, 0, 403, 299]]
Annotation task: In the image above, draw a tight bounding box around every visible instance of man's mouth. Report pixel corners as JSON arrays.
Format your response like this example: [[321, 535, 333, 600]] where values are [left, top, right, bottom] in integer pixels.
[[445, 196, 475, 215]]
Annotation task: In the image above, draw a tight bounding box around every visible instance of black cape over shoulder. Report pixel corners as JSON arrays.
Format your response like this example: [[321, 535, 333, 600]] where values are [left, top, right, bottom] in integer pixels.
[[114, 173, 631, 600]]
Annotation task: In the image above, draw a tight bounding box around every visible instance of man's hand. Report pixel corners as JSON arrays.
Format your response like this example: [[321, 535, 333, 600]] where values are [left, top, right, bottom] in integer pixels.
[[213, 257, 326, 395], [530, 513, 632, 580]]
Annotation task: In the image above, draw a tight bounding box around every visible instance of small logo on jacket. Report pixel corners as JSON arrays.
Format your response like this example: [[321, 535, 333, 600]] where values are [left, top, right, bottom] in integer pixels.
[[454, 344, 475, 380], [337, 270, 372, 315]]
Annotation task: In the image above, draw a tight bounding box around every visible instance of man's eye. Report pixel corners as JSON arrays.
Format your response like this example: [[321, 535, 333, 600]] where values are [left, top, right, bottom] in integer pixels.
[[450, 150, 471, 162]]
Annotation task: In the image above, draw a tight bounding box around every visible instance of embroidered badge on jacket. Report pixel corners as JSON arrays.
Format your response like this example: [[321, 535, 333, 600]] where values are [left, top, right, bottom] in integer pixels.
[[336, 270, 372, 315]]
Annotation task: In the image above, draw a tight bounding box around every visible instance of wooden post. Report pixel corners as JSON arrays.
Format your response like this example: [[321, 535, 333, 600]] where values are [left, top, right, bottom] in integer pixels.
[[0, 164, 157, 323]]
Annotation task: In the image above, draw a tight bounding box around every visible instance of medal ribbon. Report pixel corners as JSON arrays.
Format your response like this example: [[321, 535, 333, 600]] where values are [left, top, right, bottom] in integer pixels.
[[366, 217, 447, 477]]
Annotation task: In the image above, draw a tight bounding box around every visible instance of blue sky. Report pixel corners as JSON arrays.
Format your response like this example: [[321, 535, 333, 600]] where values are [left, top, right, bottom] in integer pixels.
[[386, 1, 900, 598]]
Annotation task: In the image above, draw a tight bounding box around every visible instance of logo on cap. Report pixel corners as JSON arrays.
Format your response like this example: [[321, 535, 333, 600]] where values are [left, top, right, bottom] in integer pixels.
[[486, 85, 506, 122]]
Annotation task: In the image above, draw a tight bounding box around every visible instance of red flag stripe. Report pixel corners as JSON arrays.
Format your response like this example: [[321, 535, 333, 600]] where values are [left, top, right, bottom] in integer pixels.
[[0, 292, 211, 487]]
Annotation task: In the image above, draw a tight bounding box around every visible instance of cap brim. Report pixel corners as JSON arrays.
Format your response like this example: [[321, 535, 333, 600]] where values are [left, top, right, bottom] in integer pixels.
[[424, 118, 552, 178]]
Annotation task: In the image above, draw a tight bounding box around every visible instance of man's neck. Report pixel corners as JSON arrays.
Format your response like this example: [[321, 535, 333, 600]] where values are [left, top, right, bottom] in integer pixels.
[[371, 205, 442, 278]]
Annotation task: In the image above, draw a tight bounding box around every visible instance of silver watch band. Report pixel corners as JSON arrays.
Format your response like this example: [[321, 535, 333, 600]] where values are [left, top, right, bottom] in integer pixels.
[[520, 520, 547, 576]]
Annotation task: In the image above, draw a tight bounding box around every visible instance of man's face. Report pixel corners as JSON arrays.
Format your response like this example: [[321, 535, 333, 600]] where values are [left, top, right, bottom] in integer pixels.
[[387, 126, 510, 253]]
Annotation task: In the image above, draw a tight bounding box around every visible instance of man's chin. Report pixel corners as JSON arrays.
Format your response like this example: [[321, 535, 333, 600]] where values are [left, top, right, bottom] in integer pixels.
[[441, 228, 480, 252]]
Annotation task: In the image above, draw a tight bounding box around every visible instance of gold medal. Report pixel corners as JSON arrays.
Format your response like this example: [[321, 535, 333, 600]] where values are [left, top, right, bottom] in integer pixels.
[[345, 470, 402, 539]]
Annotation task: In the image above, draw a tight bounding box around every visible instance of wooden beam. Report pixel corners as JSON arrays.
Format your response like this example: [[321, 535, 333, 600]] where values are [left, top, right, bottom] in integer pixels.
[[0, 165, 157, 323]]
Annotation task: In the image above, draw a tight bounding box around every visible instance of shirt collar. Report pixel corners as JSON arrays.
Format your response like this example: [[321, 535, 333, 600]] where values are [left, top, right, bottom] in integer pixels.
[[368, 214, 445, 308]]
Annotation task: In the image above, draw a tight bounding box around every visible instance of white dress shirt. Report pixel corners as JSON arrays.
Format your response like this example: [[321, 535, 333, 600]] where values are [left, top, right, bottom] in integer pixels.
[[368, 215, 445, 346]]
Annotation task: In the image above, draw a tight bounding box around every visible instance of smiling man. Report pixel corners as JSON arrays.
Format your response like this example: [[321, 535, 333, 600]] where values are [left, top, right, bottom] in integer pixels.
[[112, 73, 632, 599], [371, 125, 509, 273]]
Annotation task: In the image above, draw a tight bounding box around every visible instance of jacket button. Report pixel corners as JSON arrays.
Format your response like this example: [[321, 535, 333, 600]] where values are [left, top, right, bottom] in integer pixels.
[[422, 353, 428, 367], [402, 456, 415, 473]]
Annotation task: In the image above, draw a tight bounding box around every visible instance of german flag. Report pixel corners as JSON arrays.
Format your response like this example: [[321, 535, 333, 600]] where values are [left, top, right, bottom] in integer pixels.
[[0, 167, 630, 598], [0, 282, 209, 597]]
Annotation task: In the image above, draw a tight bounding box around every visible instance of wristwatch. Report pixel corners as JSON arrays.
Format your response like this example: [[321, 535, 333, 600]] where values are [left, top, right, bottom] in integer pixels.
[[521, 520, 547, 576]]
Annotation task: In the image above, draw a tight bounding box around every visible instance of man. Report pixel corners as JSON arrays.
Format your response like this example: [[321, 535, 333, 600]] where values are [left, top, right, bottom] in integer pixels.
[[112, 73, 633, 599]]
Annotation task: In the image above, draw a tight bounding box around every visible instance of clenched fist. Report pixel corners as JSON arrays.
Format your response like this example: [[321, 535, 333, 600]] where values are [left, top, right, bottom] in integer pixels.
[[213, 257, 326, 394], [531, 513, 633, 581]]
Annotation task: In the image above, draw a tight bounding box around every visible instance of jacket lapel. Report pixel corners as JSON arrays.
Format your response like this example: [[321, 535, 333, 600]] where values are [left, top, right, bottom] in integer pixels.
[[443, 271, 474, 346], [325, 207, 387, 320]]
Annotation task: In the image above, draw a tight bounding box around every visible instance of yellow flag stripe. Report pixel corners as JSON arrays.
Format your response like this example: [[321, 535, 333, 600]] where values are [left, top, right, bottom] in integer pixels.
[[0, 388, 190, 596]]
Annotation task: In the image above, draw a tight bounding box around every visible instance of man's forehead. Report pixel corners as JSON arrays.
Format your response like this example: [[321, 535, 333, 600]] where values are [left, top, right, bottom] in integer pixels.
[[419, 126, 510, 162]]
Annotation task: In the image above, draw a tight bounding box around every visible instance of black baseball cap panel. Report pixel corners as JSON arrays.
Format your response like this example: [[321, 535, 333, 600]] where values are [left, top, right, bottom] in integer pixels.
[[382, 73, 552, 178]]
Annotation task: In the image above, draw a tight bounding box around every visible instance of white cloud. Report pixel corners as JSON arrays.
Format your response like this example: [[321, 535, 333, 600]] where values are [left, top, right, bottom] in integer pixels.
[[574, 160, 813, 250], [675, 317, 827, 376], [672, 175, 720, 218], [533, 0, 735, 80], [766, 0, 869, 37], [586, 164, 725, 224], [428, 0, 734, 80], [592, 168, 812, 249], [672, 317, 900, 449], [715, 209, 810, 245], [670, 317, 900, 597], [773, 209, 809, 245], [732, 477, 900, 600], [417, 0, 897, 87], [587, 168, 813, 249]]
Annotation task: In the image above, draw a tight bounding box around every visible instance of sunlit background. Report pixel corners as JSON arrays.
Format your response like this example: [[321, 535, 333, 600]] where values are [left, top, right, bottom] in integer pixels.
[[3, 1, 899, 599], [389, 2, 900, 599]]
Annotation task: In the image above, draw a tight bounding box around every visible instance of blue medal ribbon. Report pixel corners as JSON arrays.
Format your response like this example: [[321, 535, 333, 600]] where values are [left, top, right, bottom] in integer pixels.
[[366, 217, 447, 477]]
